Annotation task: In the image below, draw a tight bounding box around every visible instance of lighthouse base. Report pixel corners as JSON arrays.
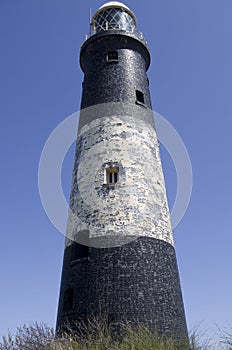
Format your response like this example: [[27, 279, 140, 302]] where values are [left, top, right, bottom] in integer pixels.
[[56, 236, 188, 342]]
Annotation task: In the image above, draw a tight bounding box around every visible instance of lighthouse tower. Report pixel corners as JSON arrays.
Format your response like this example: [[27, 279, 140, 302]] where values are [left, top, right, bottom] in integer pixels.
[[56, 1, 188, 341]]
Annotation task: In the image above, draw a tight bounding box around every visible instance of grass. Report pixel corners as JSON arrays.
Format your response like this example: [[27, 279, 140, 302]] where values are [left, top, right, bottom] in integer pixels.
[[0, 320, 231, 350]]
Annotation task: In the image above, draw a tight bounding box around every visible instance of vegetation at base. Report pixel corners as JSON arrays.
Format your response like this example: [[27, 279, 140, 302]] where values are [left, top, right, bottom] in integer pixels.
[[0, 319, 231, 350]]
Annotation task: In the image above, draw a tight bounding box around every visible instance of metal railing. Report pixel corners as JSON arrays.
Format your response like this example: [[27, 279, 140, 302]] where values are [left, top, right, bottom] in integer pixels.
[[84, 27, 147, 45]]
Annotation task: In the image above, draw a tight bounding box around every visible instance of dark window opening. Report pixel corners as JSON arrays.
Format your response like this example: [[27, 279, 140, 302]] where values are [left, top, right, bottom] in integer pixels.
[[71, 242, 89, 261], [63, 288, 74, 312], [136, 90, 145, 104], [106, 166, 119, 184], [71, 230, 89, 261], [107, 51, 118, 61]]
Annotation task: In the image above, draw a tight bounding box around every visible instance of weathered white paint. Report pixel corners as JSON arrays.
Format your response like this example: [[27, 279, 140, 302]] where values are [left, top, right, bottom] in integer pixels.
[[66, 116, 174, 247]]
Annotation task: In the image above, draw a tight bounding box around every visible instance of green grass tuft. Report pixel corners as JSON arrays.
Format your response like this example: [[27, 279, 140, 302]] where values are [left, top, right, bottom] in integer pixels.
[[0, 320, 231, 350]]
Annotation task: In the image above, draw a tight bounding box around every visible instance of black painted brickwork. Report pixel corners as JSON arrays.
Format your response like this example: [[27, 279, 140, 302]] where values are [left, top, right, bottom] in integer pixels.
[[80, 31, 152, 111], [57, 237, 188, 341]]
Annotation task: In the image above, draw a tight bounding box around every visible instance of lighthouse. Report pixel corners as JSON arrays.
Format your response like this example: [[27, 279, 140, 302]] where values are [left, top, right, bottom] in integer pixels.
[[56, 1, 188, 342]]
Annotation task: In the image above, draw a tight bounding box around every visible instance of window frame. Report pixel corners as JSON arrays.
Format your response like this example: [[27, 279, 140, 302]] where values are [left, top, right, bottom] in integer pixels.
[[107, 51, 119, 63], [135, 90, 145, 106], [105, 166, 119, 185]]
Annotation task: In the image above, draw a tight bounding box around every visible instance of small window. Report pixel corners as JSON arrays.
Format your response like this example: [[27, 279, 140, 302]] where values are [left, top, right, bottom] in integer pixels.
[[136, 90, 145, 104], [71, 242, 89, 261], [71, 230, 89, 261], [107, 51, 118, 62], [106, 166, 119, 184], [63, 288, 74, 312]]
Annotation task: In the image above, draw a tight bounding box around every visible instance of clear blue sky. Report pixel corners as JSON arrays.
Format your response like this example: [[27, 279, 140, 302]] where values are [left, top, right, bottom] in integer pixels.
[[1, 0, 231, 343]]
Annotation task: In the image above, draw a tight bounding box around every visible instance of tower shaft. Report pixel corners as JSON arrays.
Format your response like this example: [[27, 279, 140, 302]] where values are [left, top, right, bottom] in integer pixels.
[[56, 2, 188, 342]]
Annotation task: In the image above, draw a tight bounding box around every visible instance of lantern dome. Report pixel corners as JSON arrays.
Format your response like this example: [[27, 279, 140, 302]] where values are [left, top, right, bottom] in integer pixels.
[[91, 2, 137, 34]]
